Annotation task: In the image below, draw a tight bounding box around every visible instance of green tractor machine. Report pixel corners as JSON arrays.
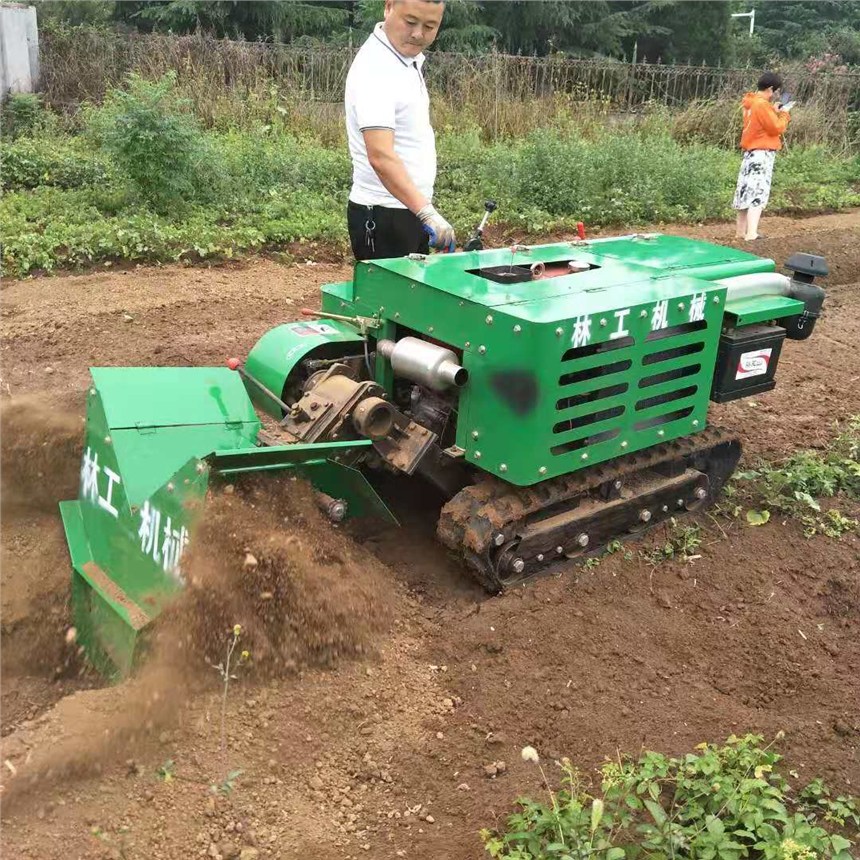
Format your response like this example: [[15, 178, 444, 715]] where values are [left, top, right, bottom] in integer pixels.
[[60, 230, 828, 677]]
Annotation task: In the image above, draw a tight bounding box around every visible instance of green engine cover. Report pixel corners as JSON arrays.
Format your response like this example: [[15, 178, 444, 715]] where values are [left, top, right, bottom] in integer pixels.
[[321, 234, 794, 487]]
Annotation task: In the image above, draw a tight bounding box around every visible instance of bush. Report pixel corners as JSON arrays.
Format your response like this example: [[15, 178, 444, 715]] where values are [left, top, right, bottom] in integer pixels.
[[1, 93, 48, 140], [1, 136, 112, 191], [85, 72, 217, 213], [483, 735, 858, 859]]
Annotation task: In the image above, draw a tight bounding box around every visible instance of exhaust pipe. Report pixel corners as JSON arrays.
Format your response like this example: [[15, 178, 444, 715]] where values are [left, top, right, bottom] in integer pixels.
[[377, 337, 469, 392], [716, 255, 827, 341]]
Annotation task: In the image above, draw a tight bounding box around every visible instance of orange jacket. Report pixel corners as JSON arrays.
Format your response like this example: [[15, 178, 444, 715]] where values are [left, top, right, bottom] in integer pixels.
[[740, 92, 790, 151]]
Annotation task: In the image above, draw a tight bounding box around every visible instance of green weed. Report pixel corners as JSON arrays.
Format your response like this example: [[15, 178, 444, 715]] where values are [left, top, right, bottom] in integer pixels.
[[483, 734, 857, 859], [735, 417, 860, 538], [640, 518, 703, 566]]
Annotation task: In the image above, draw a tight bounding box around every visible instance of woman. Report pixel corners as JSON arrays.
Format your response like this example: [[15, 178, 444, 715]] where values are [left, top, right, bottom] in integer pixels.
[[733, 72, 792, 241]]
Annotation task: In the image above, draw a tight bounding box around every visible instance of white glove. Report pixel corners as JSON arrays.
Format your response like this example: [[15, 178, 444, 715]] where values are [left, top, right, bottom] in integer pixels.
[[416, 204, 456, 251]]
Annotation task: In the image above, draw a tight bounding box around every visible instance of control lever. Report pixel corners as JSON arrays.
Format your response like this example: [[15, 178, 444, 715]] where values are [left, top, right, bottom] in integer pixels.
[[464, 200, 497, 252]]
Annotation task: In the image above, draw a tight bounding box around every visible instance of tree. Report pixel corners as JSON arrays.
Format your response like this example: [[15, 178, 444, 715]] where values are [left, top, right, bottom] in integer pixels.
[[633, 0, 733, 64]]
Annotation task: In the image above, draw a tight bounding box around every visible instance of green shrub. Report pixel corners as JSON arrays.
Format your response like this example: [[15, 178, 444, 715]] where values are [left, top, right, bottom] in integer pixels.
[[483, 735, 858, 859], [1, 136, 112, 191], [85, 72, 217, 213], [1, 93, 48, 140]]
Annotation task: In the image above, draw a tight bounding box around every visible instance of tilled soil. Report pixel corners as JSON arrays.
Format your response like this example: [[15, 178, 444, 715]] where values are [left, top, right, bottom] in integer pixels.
[[1, 211, 859, 859]]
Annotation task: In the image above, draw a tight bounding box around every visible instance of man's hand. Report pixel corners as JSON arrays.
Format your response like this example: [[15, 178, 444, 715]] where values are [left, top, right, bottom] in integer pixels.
[[417, 204, 456, 251]]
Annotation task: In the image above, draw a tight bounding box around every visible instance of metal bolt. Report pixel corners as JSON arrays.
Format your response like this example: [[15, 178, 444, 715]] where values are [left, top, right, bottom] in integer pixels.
[[465, 341, 471, 348], [600, 318, 607, 327], [556, 546, 564, 554], [513, 324, 522, 334], [511, 558, 525, 574], [537, 553, 545, 562], [394, 312, 400, 319], [677, 498, 685, 508], [678, 302, 686, 310], [479, 345, 487, 354], [485, 314, 494, 325], [713, 296, 720, 304], [500, 463, 508, 473], [474, 451, 482, 459], [494, 533, 506, 547], [614, 480, 622, 490], [196, 462, 206, 474], [621, 440, 628, 449], [692, 419, 700, 427], [577, 533, 589, 548], [471, 430, 480, 439], [428, 326, 434, 333], [104, 435, 112, 444], [89, 388, 96, 396], [328, 500, 347, 522], [661, 505, 669, 513], [539, 466, 547, 475], [658, 429, 665, 437], [639, 509, 652, 522], [555, 327, 564, 337], [581, 452, 589, 460], [640, 309, 647, 318], [379, 306, 385, 313], [166, 482, 175, 493], [695, 487, 708, 500], [184, 478, 190, 486]]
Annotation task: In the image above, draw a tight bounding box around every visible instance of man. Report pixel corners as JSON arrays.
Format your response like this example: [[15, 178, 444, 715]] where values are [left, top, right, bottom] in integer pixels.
[[732, 71, 792, 242], [345, 0, 456, 260]]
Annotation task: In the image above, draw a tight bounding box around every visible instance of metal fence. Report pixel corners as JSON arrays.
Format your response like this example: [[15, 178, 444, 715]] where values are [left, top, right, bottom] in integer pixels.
[[39, 29, 860, 115]]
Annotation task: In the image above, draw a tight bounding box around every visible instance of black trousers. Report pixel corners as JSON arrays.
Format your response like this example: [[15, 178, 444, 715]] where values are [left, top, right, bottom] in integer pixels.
[[347, 200, 429, 261]]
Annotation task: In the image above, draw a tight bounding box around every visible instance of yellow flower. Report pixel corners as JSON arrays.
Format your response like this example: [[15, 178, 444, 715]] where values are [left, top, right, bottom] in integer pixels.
[[241, 650, 250, 661], [233, 624, 242, 637]]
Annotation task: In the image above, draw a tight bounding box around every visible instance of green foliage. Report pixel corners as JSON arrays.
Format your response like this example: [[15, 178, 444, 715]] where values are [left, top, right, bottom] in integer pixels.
[[1, 137, 112, 191], [85, 72, 215, 213], [1, 93, 49, 140], [640, 519, 702, 566], [482, 734, 858, 859], [3, 117, 859, 277], [735, 417, 860, 537]]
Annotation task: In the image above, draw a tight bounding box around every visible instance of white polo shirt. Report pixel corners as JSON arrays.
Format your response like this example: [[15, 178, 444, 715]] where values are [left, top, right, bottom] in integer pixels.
[[345, 23, 437, 209]]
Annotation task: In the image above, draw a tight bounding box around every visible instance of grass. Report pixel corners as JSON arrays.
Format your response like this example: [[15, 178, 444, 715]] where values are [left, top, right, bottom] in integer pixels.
[[2, 75, 859, 277], [733, 416, 860, 538], [484, 734, 858, 859]]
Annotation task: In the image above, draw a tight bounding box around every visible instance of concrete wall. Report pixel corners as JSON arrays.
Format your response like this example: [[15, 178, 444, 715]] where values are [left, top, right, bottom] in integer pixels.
[[0, 5, 39, 97]]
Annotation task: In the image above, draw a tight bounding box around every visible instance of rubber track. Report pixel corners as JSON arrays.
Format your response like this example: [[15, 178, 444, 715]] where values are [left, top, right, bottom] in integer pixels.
[[437, 427, 739, 590]]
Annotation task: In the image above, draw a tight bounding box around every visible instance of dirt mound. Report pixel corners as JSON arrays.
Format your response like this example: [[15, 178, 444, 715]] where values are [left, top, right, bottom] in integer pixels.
[[0, 393, 84, 517], [0, 475, 399, 810], [161, 475, 397, 674]]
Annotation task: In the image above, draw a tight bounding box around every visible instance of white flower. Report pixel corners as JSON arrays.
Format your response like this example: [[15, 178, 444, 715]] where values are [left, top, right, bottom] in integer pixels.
[[521, 745, 540, 764]]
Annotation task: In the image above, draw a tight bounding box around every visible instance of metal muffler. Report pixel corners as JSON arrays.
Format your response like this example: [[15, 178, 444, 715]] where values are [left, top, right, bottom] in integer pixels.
[[377, 337, 468, 392]]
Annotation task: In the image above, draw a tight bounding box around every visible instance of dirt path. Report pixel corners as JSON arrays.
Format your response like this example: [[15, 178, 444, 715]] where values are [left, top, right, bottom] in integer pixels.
[[1, 211, 858, 859]]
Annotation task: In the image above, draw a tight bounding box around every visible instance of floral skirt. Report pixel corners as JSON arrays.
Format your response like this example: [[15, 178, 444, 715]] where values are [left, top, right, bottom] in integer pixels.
[[732, 149, 776, 210]]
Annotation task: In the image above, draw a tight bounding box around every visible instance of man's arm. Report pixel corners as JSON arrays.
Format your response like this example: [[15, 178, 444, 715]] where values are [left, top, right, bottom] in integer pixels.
[[362, 128, 428, 213], [362, 128, 455, 249]]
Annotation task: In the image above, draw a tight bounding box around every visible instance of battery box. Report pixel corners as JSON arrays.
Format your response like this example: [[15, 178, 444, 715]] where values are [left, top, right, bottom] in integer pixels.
[[711, 324, 786, 403]]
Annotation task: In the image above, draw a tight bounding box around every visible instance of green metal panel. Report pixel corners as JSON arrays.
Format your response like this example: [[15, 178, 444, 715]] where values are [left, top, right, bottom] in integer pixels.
[[92, 367, 258, 429], [244, 319, 363, 417], [725, 295, 805, 326], [330, 239, 745, 485]]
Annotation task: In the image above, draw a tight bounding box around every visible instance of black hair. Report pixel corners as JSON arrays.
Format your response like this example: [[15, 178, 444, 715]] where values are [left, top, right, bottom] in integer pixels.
[[757, 72, 783, 92]]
